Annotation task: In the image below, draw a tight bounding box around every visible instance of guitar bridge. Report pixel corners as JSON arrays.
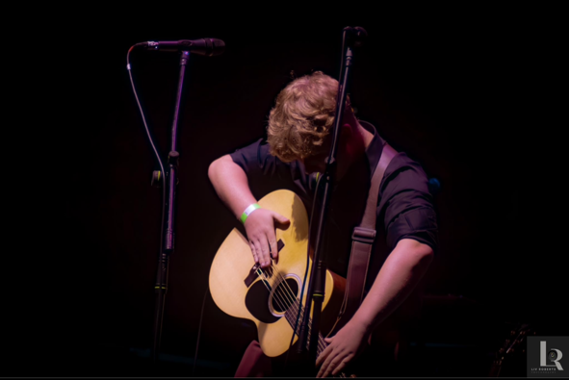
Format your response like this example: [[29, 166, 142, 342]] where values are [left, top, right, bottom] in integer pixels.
[[243, 239, 285, 287]]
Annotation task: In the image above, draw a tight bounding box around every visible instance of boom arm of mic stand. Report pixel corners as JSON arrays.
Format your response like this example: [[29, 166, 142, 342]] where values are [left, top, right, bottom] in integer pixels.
[[151, 50, 190, 365]]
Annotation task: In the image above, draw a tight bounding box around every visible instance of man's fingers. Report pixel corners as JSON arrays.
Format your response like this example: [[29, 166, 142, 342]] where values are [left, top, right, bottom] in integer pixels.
[[250, 243, 258, 264], [244, 210, 290, 268], [252, 239, 267, 267], [323, 354, 345, 378], [273, 213, 291, 231], [269, 239, 279, 263], [317, 351, 337, 378], [264, 222, 279, 263], [253, 239, 271, 268], [331, 359, 348, 377], [316, 343, 332, 367]]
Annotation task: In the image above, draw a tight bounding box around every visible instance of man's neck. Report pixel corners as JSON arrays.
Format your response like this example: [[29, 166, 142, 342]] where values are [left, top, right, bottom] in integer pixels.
[[357, 121, 375, 151], [335, 121, 374, 180]]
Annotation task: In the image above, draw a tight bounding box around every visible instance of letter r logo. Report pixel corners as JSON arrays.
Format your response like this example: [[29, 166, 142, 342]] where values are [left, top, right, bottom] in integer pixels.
[[541, 341, 564, 371]]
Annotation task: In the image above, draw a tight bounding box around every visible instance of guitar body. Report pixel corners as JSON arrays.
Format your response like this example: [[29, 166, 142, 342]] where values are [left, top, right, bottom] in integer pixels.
[[209, 190, 346, 357]]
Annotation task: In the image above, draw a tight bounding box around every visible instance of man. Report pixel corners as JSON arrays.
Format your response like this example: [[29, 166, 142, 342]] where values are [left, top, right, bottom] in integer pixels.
[[208, 71, 437, 377]]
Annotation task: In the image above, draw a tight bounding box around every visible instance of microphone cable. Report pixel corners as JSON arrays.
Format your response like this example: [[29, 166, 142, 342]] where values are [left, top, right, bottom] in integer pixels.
[[126, 44, 169, 362], [126, 45, 167, 248]]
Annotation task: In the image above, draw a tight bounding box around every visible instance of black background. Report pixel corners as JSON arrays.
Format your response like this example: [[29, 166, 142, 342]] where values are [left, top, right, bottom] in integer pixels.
[[6, 4, 564, 377]]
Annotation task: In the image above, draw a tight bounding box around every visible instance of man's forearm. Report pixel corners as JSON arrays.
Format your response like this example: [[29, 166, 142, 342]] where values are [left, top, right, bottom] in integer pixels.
[[349, 238, 434, 334], [208, 154, 257, 220]]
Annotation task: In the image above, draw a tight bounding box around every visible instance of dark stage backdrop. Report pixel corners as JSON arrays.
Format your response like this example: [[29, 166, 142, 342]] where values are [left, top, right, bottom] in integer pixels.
[[8, 5, 564, 378]]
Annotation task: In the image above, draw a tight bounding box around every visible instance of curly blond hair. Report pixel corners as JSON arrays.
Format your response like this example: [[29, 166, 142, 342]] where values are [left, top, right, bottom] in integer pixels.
[[267, 71, 340, 162]]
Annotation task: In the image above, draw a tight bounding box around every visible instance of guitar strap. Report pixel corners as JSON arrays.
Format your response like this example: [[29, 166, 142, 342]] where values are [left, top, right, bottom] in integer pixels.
[[336, 141, 398, 324]]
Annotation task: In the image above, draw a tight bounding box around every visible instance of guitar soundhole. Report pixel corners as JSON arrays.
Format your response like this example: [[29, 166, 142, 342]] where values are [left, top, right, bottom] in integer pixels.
[[271, 278, 299, 314], [245, 280, 279, 323], [245, 276, 300, 324]]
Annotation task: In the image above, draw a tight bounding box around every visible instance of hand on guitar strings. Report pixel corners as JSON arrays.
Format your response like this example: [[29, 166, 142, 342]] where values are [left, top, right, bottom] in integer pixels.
[[243, 208, 290, 268], [315, 320, 370, 378]]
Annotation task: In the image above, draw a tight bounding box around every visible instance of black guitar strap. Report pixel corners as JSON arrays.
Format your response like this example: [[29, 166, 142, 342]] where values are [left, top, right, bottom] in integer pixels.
[[336, 141, 398, 324]]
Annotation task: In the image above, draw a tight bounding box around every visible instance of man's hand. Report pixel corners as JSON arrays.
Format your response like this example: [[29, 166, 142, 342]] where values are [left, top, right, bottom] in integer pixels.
[[315, 321, 370, 378], [244, 208, 290, 268], [208, 155, 291, 267], [314, 238, 434, 377]]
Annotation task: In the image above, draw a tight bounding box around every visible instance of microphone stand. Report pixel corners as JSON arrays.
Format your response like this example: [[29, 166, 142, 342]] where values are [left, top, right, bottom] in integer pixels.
[[151, 50, 190, 366], [296, 27, 365, 376]]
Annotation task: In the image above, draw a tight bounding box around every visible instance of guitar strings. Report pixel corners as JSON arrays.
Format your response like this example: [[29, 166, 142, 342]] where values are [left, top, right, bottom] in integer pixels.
[[253, 265, 320, 351], [269, 263, 328, 353], [264, 266, 347, 378], [255, 266, 326, 355], [252, 264, 346, 377], [254, 263, 327, 355]]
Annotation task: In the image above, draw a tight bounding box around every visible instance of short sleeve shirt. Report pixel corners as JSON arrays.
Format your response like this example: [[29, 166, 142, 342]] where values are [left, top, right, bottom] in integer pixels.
[[230, 121, 438, 289]]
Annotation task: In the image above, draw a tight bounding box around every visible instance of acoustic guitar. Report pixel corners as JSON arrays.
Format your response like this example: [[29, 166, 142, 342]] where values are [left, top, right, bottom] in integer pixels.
[[208, 189, 349, 361]]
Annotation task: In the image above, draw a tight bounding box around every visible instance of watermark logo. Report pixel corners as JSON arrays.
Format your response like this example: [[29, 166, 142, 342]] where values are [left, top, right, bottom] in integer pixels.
[[528, 336, 568, 377], [541, 341, 564, 370]]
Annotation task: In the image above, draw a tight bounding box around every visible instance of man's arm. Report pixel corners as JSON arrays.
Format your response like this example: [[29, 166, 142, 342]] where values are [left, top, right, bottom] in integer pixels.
[[316, 238, 434, 377], [208, 155, 257, 220], [347, 238, 433, 334], [208, 155, 290, 267]]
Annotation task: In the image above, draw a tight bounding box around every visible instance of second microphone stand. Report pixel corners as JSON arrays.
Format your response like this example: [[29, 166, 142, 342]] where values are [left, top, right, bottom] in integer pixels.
[[151, 50, 190, 366]]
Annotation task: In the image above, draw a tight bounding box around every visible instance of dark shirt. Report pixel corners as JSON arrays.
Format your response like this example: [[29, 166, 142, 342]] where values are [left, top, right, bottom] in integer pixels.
[[230, 121, 438, 289]]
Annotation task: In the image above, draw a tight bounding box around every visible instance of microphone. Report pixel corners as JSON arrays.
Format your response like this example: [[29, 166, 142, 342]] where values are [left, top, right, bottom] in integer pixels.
[[344, 26, 367, 47], [134, 38, 225, 56]]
